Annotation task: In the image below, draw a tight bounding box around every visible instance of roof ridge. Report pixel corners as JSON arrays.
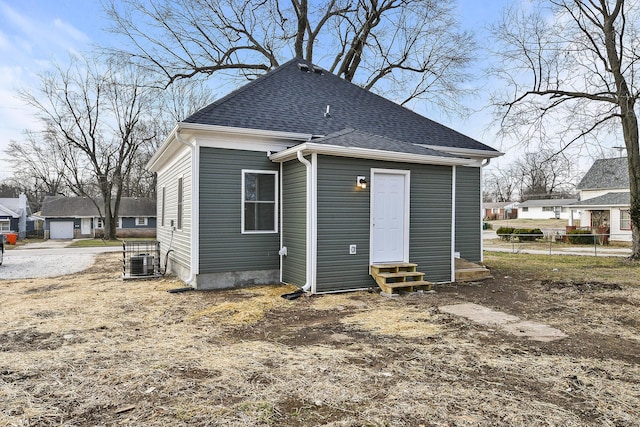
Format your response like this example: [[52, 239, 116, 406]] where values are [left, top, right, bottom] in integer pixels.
[[183, 58, 305, 123]]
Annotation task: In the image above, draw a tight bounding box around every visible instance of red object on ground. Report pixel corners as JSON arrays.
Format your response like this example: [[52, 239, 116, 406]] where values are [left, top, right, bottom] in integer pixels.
[[5, 233, 17, 245]]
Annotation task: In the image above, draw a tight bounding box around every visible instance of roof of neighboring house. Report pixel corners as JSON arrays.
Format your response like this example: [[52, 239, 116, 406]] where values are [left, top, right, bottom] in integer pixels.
[[576, 157, 629, 190], [569, 192, 630, 207], [184, 58, 499, 155], [0, 196, 27, 218], [483, 202, 517, 209], [0, 203, 19, 218], [40, 197, 156, 218], [518, 198, 578, 208]]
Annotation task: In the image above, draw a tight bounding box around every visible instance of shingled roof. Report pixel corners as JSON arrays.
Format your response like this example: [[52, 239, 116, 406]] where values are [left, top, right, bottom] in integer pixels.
[[184, 58, 498, 154], [570, 192, 630, 207], [576, 157, 629, 190], [41, 197, 156, 217]]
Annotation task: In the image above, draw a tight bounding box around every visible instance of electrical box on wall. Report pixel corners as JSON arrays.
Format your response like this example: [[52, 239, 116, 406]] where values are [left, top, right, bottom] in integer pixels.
[[349, 244, 357, 255]]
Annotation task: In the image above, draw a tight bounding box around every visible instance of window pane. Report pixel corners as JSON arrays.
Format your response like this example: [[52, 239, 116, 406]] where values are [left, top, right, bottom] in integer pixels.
[[257, 174, 275, 201], [244, 202, 275, 231], [245, 173, 257, 201], [621, 210, 631, 230]]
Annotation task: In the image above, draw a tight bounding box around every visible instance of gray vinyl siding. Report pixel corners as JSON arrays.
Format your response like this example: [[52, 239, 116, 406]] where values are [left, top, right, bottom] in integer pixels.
[[455, 166, 481, 262], [315, 156, 453, 293], [410, 164, 453, 281], [199, 147, 280, 273], [316, 157, 371, 293], [156, 150, 192, 272], [282, 159, 307, 287]]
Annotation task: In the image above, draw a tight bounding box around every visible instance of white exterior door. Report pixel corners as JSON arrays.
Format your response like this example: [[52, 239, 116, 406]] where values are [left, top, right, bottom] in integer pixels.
[[81, 218, 91, 235], [371, 171, 409, 263], [50, 221, 74, 239]]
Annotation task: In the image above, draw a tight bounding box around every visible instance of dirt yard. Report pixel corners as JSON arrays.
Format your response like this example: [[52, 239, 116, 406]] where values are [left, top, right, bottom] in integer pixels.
[[1, 253, 638, 426]]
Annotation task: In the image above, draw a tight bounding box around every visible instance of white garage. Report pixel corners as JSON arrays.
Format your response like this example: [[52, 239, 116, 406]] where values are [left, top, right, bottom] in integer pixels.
[[49, 221, 75, 239]]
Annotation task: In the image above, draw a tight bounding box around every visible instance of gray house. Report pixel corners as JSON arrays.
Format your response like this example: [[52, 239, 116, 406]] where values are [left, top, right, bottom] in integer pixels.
[[147, 58, 502, 293], [40, 196, 156, 239]]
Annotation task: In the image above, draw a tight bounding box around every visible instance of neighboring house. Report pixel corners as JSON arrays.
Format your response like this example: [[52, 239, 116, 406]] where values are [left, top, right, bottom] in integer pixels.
[[568, 157, 631, 242], [147, 58, 502, 293], [483, 202, 518, 220], [517, 199, 578, 220], [0, 193, 32, 238], [40, 196, 156, 239]]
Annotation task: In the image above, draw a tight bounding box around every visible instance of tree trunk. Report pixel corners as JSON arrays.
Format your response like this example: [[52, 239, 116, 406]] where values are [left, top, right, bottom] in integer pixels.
[[622, 111, 640, 259]]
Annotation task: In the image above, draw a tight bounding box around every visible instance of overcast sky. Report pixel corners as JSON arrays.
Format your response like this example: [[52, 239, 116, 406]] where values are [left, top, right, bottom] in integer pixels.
[[0, 0, 580, 181]]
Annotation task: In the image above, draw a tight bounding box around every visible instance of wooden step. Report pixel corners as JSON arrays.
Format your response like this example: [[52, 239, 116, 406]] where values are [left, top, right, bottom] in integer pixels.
[[371, 262, 417, 270], [370, 262, 432, 295], [376, 271, 424, 280], [378, 280, 432, 295]]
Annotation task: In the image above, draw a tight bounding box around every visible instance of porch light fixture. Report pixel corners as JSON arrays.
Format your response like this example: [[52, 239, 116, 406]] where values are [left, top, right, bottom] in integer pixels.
[[357, 176, 367, 189]]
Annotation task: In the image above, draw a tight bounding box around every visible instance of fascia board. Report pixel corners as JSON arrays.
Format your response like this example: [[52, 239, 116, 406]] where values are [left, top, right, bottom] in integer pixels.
[[270, 142, 475, 166], [146, 125, 179, 172], [422, 144, 504, 159], [177, 122, 313, 141], [146, 123, 313, 172]]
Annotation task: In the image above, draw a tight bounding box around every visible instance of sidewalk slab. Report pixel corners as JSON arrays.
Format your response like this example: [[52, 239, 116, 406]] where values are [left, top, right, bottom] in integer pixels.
[[439, 302, 567, 342]]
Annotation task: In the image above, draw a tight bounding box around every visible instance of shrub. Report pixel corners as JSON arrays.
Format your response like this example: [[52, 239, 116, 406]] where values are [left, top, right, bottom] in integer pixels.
[[496, 226, 514, 241], [567, 229, 594, 245], [513, 228, 543, 241]]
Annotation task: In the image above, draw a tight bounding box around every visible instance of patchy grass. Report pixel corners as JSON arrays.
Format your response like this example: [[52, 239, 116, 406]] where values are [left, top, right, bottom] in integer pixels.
[[0, 252, 639, 426], [484, 252, 640, 286], [487, 218, 569, 229], [68, 237, 154, 247]]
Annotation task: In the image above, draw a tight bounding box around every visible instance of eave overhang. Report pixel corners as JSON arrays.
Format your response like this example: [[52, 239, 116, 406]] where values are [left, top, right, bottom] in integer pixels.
[[269, 142, 476, 166]]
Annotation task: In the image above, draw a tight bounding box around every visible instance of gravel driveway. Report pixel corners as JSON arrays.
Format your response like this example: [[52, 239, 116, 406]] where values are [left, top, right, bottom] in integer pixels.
[[0, 241, 121, 279]]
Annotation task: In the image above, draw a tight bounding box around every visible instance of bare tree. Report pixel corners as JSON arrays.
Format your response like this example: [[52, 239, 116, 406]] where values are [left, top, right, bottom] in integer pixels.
[[18, 56, 156, 240], [490, 0, 640, 258], [513, 151, 576, 201], [104, 0, 475, 114], [123, 79, 216, 199], [484, 167, 519, 203], [5, 131, 68, 210]]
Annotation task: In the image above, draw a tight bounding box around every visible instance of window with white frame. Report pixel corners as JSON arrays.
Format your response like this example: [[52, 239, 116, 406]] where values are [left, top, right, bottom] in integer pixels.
[[522, 207, 528, 212], [161, 186, 166, 227], [620, 209, 631, 230], [136, 217, 148, 226], [0, 220, 10, 232], [177, 177, 183, 230], [542, 206, 554, 212], [242, 170, 277, 233], [96, 217, 104, 228]]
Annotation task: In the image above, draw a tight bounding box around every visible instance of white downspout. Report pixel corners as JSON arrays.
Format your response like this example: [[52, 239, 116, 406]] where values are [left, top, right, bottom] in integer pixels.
[[451, 166, 457, 282], [175, 129, 199, 286], [480, 158, 491, 263], [297, 150, 312, 292]]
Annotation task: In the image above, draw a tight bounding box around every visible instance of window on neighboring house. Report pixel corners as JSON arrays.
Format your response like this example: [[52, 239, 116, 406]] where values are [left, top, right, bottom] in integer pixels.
[[242, 170, 277, 233], [0, 220, 10, 232], [542, 206, 554, 212], [118, 218, 123, 229], [161, 187, 166, 227], [96, 217, 104, 229], [177, 177, 183, 230], [620, 210, 631, 230], [522, 207, 529, 212], [136, 217, 148, 226]]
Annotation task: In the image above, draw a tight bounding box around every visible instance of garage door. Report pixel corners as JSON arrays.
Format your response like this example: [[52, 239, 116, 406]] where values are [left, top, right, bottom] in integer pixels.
[[50, 221, 74, 239]]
